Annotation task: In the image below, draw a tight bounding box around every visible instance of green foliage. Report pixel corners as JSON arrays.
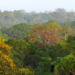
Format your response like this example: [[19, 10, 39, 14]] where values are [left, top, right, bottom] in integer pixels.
[[0, 38, 34, 75], [1, 10, 75, 28], [55, 41, 70, 57], [71, 21, 75, 29], [44, 72, 55, 75], [0, 30, 10, 39], [5, 38, 30, 68], [36, 57, 55, 75], [24, 44, 43, 69], [1, 14, 75, 75], [48, 46, 56, 61], [67, 41, 75, 57], [53, 54, 75, 75], [47, 19, 60, 25], [1, 23, 33, 38], [9, 50, 23, 68], [67, 35, 75, 43]]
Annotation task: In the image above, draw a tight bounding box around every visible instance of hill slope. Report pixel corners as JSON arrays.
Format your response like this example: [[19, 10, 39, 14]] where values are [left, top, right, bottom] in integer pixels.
[[1, 23, 33, 39]]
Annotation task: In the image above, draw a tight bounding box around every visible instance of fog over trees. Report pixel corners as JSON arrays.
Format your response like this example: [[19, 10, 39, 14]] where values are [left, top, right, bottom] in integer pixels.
[[0, 8, 75, 28]]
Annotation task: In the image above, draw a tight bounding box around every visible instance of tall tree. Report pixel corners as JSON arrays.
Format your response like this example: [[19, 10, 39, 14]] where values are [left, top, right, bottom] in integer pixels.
[[28, 22, 61, 50]]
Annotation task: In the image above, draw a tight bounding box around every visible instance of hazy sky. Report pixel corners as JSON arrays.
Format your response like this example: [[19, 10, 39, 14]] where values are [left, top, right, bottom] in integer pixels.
[[0, 0, 75, 12]]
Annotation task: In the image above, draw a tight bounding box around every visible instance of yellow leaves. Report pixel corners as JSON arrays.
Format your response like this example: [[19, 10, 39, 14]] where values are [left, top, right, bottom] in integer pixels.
[[0, 38, 16, 74], [0, 37, 35, 75], [0, 42, 12, 50], [19, 68, 35, 75], [25, 70, 35, 75], [0, 71, 2, 73], [10, 62, 15, 69], [0, 38, 12, 55], [0, 53, 15, 67], [0, 51, 2, 53]]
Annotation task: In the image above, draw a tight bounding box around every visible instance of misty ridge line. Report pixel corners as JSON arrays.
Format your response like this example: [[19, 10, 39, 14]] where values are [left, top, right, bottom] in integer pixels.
[[0, 8, 75, 28], [0, 8, 75, 13]]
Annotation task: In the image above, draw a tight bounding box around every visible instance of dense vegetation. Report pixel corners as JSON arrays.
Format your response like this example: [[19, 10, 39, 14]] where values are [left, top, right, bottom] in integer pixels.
[[1, 23, 33, 39], [1, 19, 75, 40], [1, 8, 75, 28], [0, 9, 75, 75]]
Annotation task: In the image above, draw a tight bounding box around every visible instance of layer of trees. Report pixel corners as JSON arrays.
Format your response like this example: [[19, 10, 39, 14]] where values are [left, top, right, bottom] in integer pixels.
[[0, 19, 75, 75], [1, 8, 75, 28], [0, 38, 34, 75], [1, 23, 33, 39], [1, 19, 75, 40]]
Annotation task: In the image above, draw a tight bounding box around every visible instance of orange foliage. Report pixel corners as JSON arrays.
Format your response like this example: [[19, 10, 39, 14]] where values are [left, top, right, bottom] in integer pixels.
[[37, 43, 44, 48], [28, 23, 61, 46]]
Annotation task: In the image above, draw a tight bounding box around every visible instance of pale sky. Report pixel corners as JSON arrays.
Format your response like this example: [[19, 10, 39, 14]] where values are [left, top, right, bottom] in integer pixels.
[[0, 0, 75, 12]]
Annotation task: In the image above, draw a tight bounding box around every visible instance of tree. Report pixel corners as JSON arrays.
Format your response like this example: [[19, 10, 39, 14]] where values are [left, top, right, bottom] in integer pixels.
[[56, 8, 66, 14], [28, 23, 61, 50], [71, 21, 75, 30], [47, 19, 60, 25], [60, 22, 74, 39], [5, 38, 30, 68], [1, 23, 33, 39], [37, 57, 55, 75], [0, 38, 16, 74], [55, 41, 70, 57], [0, 38, 35, 75], [53, 54, 75, 75], [66, 35, 75, 43]]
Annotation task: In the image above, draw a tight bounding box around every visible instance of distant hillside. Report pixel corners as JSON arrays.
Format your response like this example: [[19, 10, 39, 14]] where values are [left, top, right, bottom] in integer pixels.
[[1, 9, 75, 27], [1, 23, 33, 39]]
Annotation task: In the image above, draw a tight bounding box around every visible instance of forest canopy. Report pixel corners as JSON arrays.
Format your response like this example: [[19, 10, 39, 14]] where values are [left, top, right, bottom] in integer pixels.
[[0, 9, 75, 75], [0, 8, 75, 28]]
